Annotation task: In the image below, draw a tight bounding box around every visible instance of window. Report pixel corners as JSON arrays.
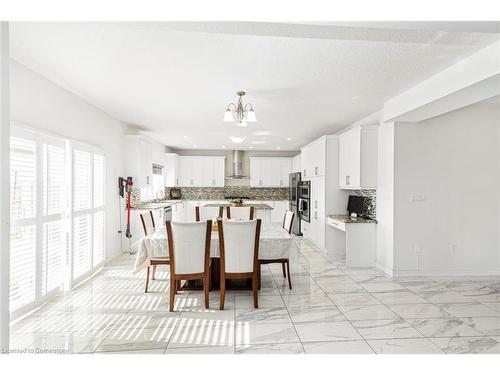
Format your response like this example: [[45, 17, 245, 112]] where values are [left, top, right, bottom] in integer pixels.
[[9, 125, 106, 317]]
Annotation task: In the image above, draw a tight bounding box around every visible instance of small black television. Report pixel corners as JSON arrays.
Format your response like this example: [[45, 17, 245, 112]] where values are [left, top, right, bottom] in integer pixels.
[[347, 195, 365, 216]]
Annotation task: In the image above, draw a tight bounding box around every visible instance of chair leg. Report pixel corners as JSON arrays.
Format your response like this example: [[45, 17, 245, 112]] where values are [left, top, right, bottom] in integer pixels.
[[203, 275, 209, 309], [286, 261, 292, 290], [169, 277, 175, 312], [252, 274, 259, 309], [282, 263, 286, 278], [258, 263, 261, 290], [144, 266, 150, 293], [152, 265, 157, 280], [220, 277, 225, 310]]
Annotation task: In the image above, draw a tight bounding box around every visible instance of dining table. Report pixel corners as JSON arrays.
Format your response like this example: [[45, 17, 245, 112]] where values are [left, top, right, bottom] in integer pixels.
[[133, 222, 299, 290]]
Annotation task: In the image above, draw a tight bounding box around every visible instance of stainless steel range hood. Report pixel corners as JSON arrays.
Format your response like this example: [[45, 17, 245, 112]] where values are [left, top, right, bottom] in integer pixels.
[[231, 150, 246, 179]]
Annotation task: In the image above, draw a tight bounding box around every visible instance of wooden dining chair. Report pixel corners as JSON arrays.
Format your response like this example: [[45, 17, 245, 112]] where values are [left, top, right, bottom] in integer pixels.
[[140, 211, 169, 292], [166, 220, 212, 312], [195, 206, 224, 222], [217, 219, 262, 309], [259, 210, 295, 290], [226, 206, 254, 220]]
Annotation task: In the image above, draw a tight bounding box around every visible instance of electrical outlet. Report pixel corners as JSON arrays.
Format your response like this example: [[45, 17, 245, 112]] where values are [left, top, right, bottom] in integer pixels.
[[410, 195, 426, 202]]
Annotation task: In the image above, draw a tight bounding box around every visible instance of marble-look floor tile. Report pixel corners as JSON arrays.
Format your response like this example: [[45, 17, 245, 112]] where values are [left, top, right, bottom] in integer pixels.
[[386, 304, 451, 319], [236, 342, 304, 354], [318, 282, 366, 294], [460, 317, 500, 335], [96, 327, 172, 352], [9, 333, 47, 350], [484, 302, 500, 313], [418, 291, 474, 304], [168, 321, 234, 348], [347, 275, 394, 283], [400, 281, 450, 293], [287, 305, 345, 323], [302, 340, 374, 354], [360, 282, 406, 293], [294, 321, 362, 342], [165, 345, 234, 354], [367, 338, 443, 354], [235, 322, 300, 345], [235, 307, 291, 324], [351, 319, 423, 340], [178, 309, 234, 325], [408, 318, 483, 338], [372, 291, 427, 305], [328, 292, 381, 306], [437, 303, 500, 318], [235, 294, 285, 308], [339, 304, 399, 321], [100, 348, 166, 354], [282, 292, 334, 308], [430, 336, 500, 354]]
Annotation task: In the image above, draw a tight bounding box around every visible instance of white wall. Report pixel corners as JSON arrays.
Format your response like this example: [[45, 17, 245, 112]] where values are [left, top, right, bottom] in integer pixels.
[[10, 60, 126, 261], [376, 122, 395, 274], [393, 101, 500, 275]]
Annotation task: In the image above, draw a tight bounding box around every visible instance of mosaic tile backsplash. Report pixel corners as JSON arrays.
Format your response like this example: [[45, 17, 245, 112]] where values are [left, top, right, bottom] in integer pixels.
[[346, 189, 377, 219], [165, 186, 289, 201]]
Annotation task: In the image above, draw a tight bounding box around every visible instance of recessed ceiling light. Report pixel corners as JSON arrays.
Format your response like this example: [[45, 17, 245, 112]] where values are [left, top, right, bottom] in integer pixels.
[[249, 146, 254, 149], [193, 145, 198, 148], [229, 136, 246, 144], [253, 131, 272, 136], [251, 140, 266, 145], [183, 135, 188, 139], [276, 146, 281, 150], [351, 95, 361, 100], [221, 145, 226, 149], [287, 137, 292, 141]]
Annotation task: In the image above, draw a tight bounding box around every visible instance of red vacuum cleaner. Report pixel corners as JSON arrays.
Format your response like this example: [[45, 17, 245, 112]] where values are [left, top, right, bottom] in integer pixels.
[[119, 176, 134, 239]]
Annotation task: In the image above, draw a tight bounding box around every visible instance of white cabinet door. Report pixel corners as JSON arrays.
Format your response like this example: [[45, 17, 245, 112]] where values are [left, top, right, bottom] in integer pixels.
[[164, 153, 180, 187], [171, 202, 185, 222], [179, 157, 193, 187], [212, 158, 225, 187], [339, 127, 362, 189], [310, 176, 325, 249], [250, 158, 262, 187], [292, 154, 301, 173], [139, 138, 153, 187], [183, 200, 198, 222], [279, 159, 292, 187], [309, 138, 325, 177], [301, 147, 311, 179]]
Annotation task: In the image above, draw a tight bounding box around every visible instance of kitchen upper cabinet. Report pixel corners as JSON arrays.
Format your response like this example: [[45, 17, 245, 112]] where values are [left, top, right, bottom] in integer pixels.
[[249, 157, 292, 187], [164, 153, 180, 187], [179, 156, 225, 187], [339, 125, 378, 189], [291, 154, 301, 173], [301, 138, 325, 179], [124, 135, 153, 188]]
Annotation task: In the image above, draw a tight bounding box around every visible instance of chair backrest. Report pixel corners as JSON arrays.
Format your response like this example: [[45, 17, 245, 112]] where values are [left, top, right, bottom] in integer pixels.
[[282, 210, 295, 234], [218, 219, 261, 273], [140, 211, 156, 236], [227, 206, 254, 220], [195, 206, 224, 222], [166, 220, 211, 275]]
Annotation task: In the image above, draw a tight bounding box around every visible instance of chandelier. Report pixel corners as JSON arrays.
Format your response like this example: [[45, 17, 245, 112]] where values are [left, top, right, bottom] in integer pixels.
[[223, 91, 257, 127]]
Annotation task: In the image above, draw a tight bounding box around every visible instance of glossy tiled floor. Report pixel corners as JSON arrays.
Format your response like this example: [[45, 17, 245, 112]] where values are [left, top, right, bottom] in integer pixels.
[[9, 239, 500, 354]]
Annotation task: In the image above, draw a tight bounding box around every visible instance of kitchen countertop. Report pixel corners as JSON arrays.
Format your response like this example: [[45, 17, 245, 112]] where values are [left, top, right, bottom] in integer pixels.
[[328, 214, 377, 224], [204, 203, 273, 210]]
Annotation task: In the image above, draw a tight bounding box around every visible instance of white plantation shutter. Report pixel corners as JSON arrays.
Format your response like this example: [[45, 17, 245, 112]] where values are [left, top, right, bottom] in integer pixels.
[[43, 143, 65, 216], [71, 145, 106, 284], [10, 225, 37, 311], [41, 220, 65, 296], [10, 134, 38, 313]]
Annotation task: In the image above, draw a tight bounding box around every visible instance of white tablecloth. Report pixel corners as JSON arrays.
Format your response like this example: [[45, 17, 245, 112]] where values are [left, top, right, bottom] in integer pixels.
[[133, 223, 299, 273]]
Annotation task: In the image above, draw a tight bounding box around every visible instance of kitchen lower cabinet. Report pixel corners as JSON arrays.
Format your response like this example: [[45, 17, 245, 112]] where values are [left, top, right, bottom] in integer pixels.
[[171, 201, 185, 222], [271, 201, 288, 223]]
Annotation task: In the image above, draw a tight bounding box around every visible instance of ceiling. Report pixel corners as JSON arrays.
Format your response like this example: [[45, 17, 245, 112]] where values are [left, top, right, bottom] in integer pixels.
[[9, 22, 500, 151]]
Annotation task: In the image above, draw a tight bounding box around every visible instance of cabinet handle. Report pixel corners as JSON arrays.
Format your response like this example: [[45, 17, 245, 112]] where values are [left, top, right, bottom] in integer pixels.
[[314, 211, 318, 220], [259, 179, 262, 186], [314, 200, 318, 209], [280, 179, 283, 186], [176, 178, 179, 186], [146, 176, 150, 185], [212, 179, 215, 186], [190, 179, 193, 186], [303, 170, 306, 177], [346, 175, 350, 186], [315, 166, 318, 175]]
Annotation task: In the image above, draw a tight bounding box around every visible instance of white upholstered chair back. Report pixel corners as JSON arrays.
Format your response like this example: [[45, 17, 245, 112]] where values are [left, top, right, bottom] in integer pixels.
[[197, 206, 222, 221], [140, 211, 155, 236], [228, 207, 252, 220], [283, 211, 294, 233], [220, 220, 259, 273], [168, 221, 209, 275]]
